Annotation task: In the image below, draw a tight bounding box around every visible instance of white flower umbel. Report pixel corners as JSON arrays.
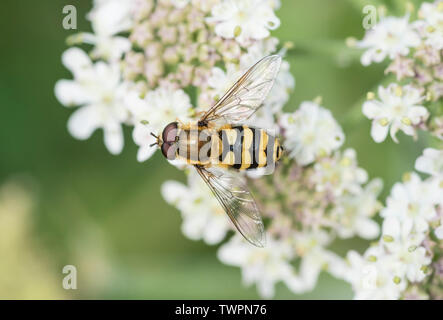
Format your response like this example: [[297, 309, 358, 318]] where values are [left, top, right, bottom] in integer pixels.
[[380, 173, 439, 234], [415, 148, 443, 240], [217, 234, 293, 298], [312, 148, 369, 197], [239, 39, 295, 113], [357, 15, 421, 66], [415, 148, 443, 179], [266, 60, 295, 113], [125, 86, 192, 162], [436, 224, 443, 239], [207, 64, 242, 102], [207, 55, 293, 120], [207, 0, 280, 45], [55, 48, 129, 155], [330, 178, 383, 239], [381, 217, 431, 283], [362, 84, 428, 143], [280, 101, 345, 166], [344, 247, 407, 300], [286, 230, 345, 294], [171, 0, 191, 9], [162, 171, 231, 245], [415, 0, 443, 50]]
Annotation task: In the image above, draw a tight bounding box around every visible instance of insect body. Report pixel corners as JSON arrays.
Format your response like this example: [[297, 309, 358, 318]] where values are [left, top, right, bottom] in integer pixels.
[[152, 55, 283, 247], [164, 123, 283, 170]]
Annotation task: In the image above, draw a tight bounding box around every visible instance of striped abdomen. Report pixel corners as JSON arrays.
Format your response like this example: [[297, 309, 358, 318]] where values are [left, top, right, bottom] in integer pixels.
[[176, 124, 283, 170], [218, 125, 283, 170]]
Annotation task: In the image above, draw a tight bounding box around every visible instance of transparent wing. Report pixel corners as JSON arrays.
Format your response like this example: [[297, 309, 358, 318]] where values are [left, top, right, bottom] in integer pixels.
[[195, 165, 265, 247], [200, 55, 282, 125]]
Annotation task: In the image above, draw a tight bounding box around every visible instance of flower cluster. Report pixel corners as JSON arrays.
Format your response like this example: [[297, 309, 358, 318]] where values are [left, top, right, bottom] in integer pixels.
[[342, 0, 443, 300], [355, 0, 443, 143], [163, 99, 383, 297], [55, 0, 293, 161], [341, 149, 443, 299], [55, 0, 387, 298], [57, 0, 443, 300]]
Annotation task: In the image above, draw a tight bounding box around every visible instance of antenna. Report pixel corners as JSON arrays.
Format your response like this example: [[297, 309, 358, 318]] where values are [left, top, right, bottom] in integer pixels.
[[150, 132, 160, 148]]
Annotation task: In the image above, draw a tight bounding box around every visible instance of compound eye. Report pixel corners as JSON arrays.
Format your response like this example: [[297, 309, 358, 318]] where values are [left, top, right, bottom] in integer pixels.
[[162, 122, 178, 143], [161, 143, 177, 160]]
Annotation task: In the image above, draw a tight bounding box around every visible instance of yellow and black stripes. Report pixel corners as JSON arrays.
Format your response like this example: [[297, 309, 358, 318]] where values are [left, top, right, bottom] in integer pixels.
[[218, 125, 282, 171], [175, 123, 283, 169]]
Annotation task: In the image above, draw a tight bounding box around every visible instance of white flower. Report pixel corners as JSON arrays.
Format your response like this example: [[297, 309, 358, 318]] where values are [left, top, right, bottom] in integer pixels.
[[280, 101, 344, 166], [381, 217, 431, 283], [357, 15, 421, 66], [162, 172, 231, 245], [265, 60, 295, 113], [330, 178, 382, 239], [171, 0, 190, 8], [208, 55, 293, 119], [207, 64, 242, 102], [239, 40, 295, 113], [207, 0, 280, 45], [79, 0, 136, 61], [312, 148, 369, 197], [240, 37, 279, 67], [435, 224, 443, 239], [415, 148, 443, 178], [415, 1, 443, 50], [125, 86, 192, 162], [362, 84, 428, 143], [206, 64, 281, 131], [344, 247, 407, 300], [55, 48, 128, 155], [217, 234, 293, 298], [380, 173, 438, 234], [245, 107, 278, 132], [286, 230, 345, 294]]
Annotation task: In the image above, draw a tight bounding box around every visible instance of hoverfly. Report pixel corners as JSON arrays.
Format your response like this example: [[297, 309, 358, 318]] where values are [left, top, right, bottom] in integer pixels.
[[151, 55, 283, 247]]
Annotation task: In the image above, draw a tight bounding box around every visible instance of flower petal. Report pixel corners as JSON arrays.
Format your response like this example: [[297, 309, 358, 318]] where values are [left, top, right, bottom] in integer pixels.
[[435, 226, 443, 240], [362, 101, 382, 119], [67, 105, 100, 140], [161, 181, 187, 204], [55, 80, 91, 106], [103, 124, 124, 155], [370, 121, 389, 143], [356, 218, 380, 239], [137, 145, 156, 162], [62, 47, 92, 77]]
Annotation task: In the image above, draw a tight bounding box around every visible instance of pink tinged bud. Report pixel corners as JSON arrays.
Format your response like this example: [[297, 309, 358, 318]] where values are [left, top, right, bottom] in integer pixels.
[[177, 64, 194, 87], [414, 45, 441, 66], [145, 59, 164, 87], [130, 21, 154, 47], [414, 66, 433, 85], [123, 52, 145, 80], [163, 46, 180, 65], [150, 7, 169, 28], [158, 26, 177, 45], [434, 64, 443, 81], [385, 57, 415, 81], [145, 42, 163, 59]]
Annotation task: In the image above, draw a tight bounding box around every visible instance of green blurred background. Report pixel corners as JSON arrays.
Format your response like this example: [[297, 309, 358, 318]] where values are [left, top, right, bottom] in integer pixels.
[[0, 0, 429, 299]]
